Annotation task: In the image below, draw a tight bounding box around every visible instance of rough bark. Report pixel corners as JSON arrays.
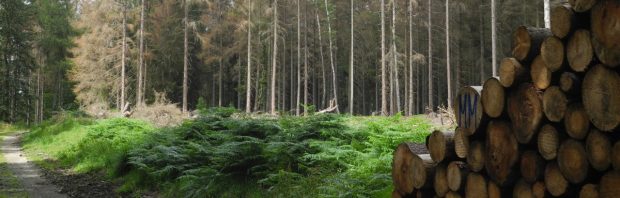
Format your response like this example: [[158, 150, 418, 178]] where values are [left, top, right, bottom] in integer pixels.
[[557, 139, 589, 184], [582, 65, 620, 131], [543, 86, 568, 122], [508, 83, 544, 144], [482, 77, 505, 118]]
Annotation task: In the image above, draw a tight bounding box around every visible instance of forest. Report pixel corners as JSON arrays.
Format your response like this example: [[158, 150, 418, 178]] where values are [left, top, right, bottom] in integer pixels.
[[0, 0, 569, 197], [0, 0, 554, 122]]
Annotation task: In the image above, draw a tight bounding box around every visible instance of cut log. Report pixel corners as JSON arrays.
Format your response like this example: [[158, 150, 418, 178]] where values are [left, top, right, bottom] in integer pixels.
[[543, 86, 568, 122], [445, 191, 462, 198], [567, 29, 594, 72], [513, 179, 534, 198], [512, 26, 552, 63], [611, 141, 620, 170], [532, 181, 546, 198], [557, 139, 589, 184], [454, 86, 485, 136], [465, 172, 488, 198], [411, 154, 435, 189], [485, 120, 519, 186], [564, 103, 590, 140], [544, 162, 569, 196], [482, 77, 505, 118], [520, 150, 545, 183], [560, 72, 581, 95], [427, 130, 456, 163], [499, 57, 529, 88], [392, 190, 403, 198], [392, 143, 432, 194], [454, 127, 469, 159], [586, 129, 611, 171], [580, 184, 599, 198], [568, 0, 597, 12], [531, 55, 553, 90], [551, 4, 575, 39], [508, 83, 544, 144], [582, 65, 620, 131], [467, 141, 485, 172], [600, 170, 620, 198], [541, 36, 565, 72], [434, 164, 449, 197], [591, 1, 620, 67], [487, 181, 503, 198], [538, 124, 560, 160], [447, 161, 469, 192]]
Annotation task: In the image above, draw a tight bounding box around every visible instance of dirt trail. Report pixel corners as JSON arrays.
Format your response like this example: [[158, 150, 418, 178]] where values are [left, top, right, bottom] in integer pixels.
[[1, 133, 67, 198]]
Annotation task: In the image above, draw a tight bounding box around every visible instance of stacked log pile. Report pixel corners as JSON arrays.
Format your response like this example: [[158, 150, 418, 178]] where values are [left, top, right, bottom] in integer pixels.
[[392, 0, 620, 197]]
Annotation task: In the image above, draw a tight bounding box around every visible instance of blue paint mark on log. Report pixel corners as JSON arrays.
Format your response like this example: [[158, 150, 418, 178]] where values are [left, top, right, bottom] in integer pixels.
[[458, 93, 478, 129]]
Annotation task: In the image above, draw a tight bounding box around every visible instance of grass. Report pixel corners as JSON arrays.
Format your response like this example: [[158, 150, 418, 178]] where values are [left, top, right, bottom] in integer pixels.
[[0, 124, 28, 198], [20, 110, 440, 197]]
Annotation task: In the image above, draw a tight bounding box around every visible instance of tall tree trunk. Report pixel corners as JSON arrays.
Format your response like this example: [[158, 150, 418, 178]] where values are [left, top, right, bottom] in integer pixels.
[[121, 1, 127, 110], [324, 0, 339, 113], [491, 0, 497, 76], [246, 0, 252, 113], [381, 0, 387, 115], [296, 0, 301, 115], [428, 0, 433, 111], [137, 0, 145, 106], [183, 0, 189, 113], [392, 0, 401, 114], [270, 0, 278, 114], [408, 0, 414, 115], [544, 0, 550, 28], [479, 7, 485, 84], [446, 0, 452, 109], [349, 0, 354, 115], [316, 12, 326, 109]]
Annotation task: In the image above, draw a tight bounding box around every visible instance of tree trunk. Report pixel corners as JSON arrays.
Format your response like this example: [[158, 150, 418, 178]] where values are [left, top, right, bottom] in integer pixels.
[[557, 139, 589, 184], [408, 0, 414, 115], [247, 0, 253, 113], [544, 162, 569, 197], [381, 0, 387, 115], [137, 0, 145, 106], [512, 26, 552, 63], [544, 0, 551, 28], [324, 0, 339, 113], [499, 57, 529, 88], [270, 0, 278, 115], [428, 0, 433, 111], [507, 83, 543, 144], [564, 103, 590, 139], [467, 141, 486, 172], [447, 161, 469, 192], [491, 0, 497, 76], [538, 124, 560, 160], [183, 0, 189, 113], [392, 0, 401, 114], [586, 129, 611, 171], [454, 86, 484, 136], [121, 1, 127, 110], [542, 86, 568, 122], [540, 36, 565, 72], [567, 29, 593, 72], [427, 130, 456, 163], [520, 150, 545, 183], [531, 55, 552, 90], [582, 65, 620, 131], [466, 172, 488, 198], [590, 1, 620, 67], [485, 120, 519, 186], [446, 0, 452, 109], [349, 0, 354, 115], [481, 77, 505, 118], [392, 143, 432, 194], [316, 12, 326, 109]]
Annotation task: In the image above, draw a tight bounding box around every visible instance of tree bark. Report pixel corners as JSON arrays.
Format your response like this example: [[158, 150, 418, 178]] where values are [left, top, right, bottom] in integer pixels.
[[586, 129, 611, 171], [381, 0, 387, 115], [446, 0, 452, 109], [542, 86, 568, 122], [121, 0, 127, 110], [491, 0, 497, 76], [349, 0, 354, 115], [582, 65, 620, 131], [485, 120, 519, 186], [408, 0, 414, 115], [557, 139, 589, 184], [428, 0, 433, 111], [591, 1, 620, 67], [482, 77, 505, 118], [508, 83, 543, 144], [137, 0, 145, 106], [324, 0, 339, 113]]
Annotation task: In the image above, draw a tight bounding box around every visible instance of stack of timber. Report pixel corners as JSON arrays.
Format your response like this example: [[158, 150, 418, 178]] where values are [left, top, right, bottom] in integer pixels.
[[392, 0, 620, 197]]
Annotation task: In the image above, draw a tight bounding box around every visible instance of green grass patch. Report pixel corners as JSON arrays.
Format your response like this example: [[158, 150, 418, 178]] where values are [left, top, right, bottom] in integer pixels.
[[22, 110, 437, 197]]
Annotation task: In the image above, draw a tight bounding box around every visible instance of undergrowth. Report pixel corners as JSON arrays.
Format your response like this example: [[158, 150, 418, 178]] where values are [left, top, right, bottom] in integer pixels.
[[22, 110, 434, 197]]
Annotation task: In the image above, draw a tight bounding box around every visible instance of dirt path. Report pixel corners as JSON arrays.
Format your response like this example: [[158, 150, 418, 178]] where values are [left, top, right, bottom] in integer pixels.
[[1, 132, 67, 198]]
